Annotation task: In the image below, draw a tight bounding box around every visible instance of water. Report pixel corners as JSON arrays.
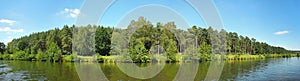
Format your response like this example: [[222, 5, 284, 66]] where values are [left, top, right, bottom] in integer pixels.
[[0, 57, 299, 81]]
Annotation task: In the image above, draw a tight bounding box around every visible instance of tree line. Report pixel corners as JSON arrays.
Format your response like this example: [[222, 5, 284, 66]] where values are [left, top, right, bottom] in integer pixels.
[[0, 16, 293, 62]]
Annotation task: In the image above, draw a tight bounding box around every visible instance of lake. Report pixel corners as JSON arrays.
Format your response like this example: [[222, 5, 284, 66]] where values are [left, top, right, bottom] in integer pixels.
[[1, 57, 300, 81]]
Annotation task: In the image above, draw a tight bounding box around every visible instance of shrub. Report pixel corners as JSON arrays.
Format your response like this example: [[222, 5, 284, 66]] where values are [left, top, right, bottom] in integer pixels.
[[199, 54, 211, 61], [35, 49, 48, 61], [63, 54, 74, 62], [166, 40, 177, 62], [129, 40, 150, 63], [95, 54, 104, 62], [0, 53, 10, 60], [13, 51, 26, 60]]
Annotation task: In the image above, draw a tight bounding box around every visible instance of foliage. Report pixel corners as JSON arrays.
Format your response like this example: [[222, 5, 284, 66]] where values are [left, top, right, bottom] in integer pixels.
[[166, 39, 178, 62], [36, 49, 47, 61], [0, 16, 295, 63], [129, 39, 150, 63], [72, 25, 95, 56], [0, 42, 5, 54], [0, 52, 10, 60], [46, 42, 62, 62], [62, 54, 74, 62], [61, 25, 73, 55], [95, 26, 113, 56], [264, 54, 298, 58], [226, 54, 265, 60]]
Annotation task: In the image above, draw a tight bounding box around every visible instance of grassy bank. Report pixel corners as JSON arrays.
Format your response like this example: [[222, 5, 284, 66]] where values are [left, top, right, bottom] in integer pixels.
[[264, 54, 299, 58], [226, 54, 265, 60], [79, 54, 299, 63], [1, 53, 299, 63]]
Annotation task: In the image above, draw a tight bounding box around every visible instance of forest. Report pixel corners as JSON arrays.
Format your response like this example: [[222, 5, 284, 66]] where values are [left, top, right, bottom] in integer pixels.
[[0, 17, 298, 63]]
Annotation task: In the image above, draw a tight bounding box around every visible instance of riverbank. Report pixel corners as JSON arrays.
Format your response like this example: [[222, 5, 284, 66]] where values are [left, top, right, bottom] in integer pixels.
[[73, 54, 300, 63], [1, 53, 299, 63]]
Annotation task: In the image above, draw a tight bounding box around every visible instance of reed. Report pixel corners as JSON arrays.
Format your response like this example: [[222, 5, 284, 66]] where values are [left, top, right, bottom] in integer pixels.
[[226, 54, 265, 61]]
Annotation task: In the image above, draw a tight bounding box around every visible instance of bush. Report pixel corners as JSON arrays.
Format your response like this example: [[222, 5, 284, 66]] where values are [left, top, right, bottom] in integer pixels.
[[226, 54, 235, 60], [36, 53, 48, 61], [129, 40, 150, 63], [27, 54, 36, 61], [149, 54, 167, 63], [13, 51, 26, 60], [95, 54, 104, 62], [166, 40, 177, 62], [63, 54, 74, 62], [141, 55, 150, 63], [0, 53, 10, 60], [199, 54, 211, 61]]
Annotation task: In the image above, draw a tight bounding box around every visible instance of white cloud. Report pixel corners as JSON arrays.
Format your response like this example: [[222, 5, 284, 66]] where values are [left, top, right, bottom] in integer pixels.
[[1, 36, 13, 45], [0, 19, 16, 26], [0, 27, 24, 33], [62, 8, 80, 18], [274, 30, 289, 35]]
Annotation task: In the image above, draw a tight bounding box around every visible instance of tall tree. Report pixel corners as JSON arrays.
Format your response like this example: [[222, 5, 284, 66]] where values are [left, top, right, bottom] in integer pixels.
[[0, 42, 5, 54], [129, 38, 149, 63], [60, 25, 72, 55], [251, 38, 256, 54], [2, 17, 292, 62], [46, 42, 61, 62], [232, 32, 239, 53], [166, 39, 177, 62]]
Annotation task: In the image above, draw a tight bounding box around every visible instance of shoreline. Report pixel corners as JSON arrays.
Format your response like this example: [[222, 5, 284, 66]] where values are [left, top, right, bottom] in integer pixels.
[[1, 54, 299, 63]]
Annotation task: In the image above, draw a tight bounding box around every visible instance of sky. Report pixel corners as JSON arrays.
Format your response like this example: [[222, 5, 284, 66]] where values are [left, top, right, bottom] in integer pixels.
[[0, 0, 299, 50]]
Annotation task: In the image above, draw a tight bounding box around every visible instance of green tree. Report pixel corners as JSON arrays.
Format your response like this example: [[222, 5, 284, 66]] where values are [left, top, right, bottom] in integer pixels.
[[95, 26, 112, 56], [1, 17, 292, 62], [198, 41, 212, 61], [46, 42, 61, 62], [227, 32, 233, 54], [36, 49, 47, 61], [129, 39, 149, 63], [166, 39, 177, 62], [251, 38, 256, 54], [17, 39, 29, 50], [60, 25, 72, 55], [199, 42, 212, 55], [72, 25, 95, 56], [232, 32, 240, 53], [0, 42, 5, 54]]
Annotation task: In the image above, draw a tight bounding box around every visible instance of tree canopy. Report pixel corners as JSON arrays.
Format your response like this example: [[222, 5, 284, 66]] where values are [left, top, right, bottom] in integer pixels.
[[0, 16, 292, 62]]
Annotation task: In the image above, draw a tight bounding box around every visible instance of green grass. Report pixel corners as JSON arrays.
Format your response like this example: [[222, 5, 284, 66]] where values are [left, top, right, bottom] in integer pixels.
[[225, 54, 265, 60], [264, 54, 298, 58], [68, 54, 299, 62], [151, 54, 167, 62], [1, 53, 299, 63], [62, 55, 74, 62], [175, 54, 182, 62], [95, 55, 118, 63], [60, 54, 119, 63]]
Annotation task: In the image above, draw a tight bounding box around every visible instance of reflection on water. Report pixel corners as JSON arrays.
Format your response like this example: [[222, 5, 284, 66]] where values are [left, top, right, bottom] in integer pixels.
[[0, 61, 80, 81], [0, 57, 299, 81], [234, 58, 300, 81]]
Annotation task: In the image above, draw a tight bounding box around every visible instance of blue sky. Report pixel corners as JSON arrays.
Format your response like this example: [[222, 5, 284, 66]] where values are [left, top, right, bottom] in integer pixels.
[[0, 0, 299, 50]]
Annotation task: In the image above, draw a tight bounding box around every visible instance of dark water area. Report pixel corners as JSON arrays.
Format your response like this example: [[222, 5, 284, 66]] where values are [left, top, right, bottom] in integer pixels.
[[0, 57, 299, 81]]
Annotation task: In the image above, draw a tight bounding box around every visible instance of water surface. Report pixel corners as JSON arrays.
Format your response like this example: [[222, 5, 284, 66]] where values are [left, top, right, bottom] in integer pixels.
[[0, 57, 299, 81]]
